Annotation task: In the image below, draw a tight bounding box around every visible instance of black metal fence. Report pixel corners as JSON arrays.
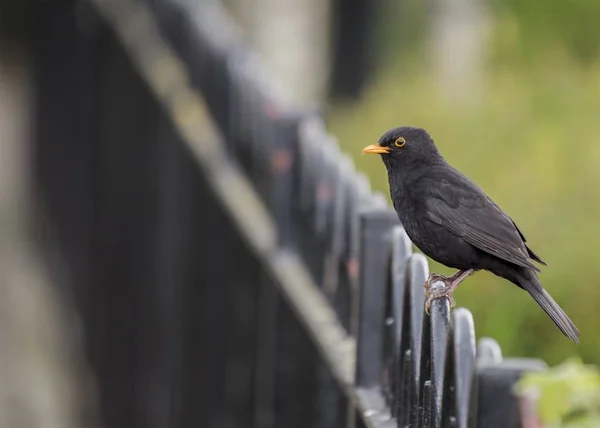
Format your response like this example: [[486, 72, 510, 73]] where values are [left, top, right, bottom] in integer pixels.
[[32, 0, 548, 427]]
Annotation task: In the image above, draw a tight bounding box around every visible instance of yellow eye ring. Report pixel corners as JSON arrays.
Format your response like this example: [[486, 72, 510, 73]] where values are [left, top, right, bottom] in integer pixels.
[[394, 137, 406, 148]]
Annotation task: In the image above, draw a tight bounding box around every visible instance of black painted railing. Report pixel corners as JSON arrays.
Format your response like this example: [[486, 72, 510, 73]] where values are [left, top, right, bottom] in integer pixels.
[[32, 0, 548, 427]]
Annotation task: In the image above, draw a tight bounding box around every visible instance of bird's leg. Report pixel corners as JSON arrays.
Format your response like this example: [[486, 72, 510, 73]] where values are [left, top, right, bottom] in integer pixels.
[[425, 269, 476, 314]]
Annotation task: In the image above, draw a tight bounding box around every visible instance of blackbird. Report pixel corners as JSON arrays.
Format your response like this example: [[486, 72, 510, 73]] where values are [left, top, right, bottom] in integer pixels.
[[362, 126, 579, 343]]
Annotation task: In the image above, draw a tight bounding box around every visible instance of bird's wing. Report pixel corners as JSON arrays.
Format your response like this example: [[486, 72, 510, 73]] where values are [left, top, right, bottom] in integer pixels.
[[484, 197, 545, 265], [422, 170, 541, 272], [509, 217, 546, 265]]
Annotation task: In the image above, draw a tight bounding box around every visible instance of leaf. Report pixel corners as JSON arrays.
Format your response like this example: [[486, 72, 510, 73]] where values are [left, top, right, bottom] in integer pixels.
[[515, 358, 600, 425]]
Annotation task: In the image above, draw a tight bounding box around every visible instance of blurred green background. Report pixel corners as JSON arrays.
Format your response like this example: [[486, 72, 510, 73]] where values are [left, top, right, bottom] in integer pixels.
[[327, 0, 600, 365]]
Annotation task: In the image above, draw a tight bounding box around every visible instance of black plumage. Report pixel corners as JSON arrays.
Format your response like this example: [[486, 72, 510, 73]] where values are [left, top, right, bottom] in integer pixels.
[[362, 126, 579, 343]]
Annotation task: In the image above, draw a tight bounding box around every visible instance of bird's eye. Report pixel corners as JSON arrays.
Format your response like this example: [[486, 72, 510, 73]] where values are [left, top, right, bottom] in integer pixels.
[[394, 137, 406, 148]]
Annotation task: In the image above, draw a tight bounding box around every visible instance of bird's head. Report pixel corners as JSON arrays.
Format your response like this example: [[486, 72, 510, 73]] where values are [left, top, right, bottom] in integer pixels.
[[362, 126, 441, 169]]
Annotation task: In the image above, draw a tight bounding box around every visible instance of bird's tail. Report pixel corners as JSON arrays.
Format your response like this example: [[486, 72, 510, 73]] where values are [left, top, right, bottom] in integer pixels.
[[516, 271, 580, 343]]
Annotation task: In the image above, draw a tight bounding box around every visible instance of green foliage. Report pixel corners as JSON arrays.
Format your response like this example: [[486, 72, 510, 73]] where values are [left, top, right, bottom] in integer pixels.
[[327, 18, 600, 364], [497, 0, 600, 63], [515, 358, 600, 426]]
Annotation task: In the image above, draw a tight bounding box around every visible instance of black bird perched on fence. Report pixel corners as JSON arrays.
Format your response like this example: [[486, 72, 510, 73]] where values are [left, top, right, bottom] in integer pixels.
[[362, 127, 580, 343]]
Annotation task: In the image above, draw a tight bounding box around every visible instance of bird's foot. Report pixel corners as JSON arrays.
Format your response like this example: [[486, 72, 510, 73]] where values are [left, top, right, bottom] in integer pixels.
[[424, 269, 476, 315], [425, 285, 457, 314], [424, 273, 451, 298]]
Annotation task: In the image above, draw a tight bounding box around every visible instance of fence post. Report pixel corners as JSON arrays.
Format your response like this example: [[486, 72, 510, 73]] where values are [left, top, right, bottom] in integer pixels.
[[355, 209, 399, 387], [324, 157, 355, 330], [474, 356, 547, 427], [381, 226, 412, 417], [269, 113, 301, 248], [423, 280, 452, 428], [451, 308, 476, 428], [398, 253, 428, 427]]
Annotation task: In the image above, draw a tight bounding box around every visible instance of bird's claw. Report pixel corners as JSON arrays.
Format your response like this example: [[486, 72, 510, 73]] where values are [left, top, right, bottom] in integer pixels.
[[425, 298, 432, 315], [424, 285, 456, 315], [424, 273, 449, 297]]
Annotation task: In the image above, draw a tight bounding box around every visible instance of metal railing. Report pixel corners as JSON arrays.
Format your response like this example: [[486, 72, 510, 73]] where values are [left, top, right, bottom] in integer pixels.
[[32, 0, 548, 426]]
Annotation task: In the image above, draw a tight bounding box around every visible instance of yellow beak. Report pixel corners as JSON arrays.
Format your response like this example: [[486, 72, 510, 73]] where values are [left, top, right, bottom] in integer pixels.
[[362, 144, 390, 154]]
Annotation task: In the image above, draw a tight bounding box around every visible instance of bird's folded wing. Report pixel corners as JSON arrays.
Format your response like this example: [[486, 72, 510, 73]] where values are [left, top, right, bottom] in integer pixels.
[[423, 176, 541, 272]]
